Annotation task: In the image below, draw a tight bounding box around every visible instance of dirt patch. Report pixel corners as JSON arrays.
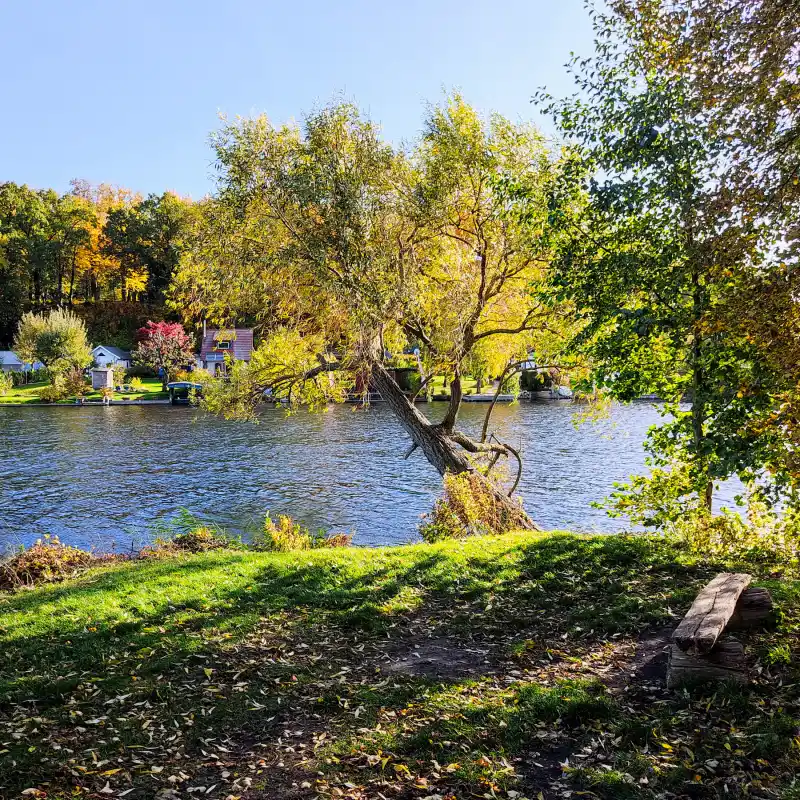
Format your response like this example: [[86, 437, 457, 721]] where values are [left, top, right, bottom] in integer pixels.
[[604, 626, 673, 693], [380, 636, 491, 679], [519, 743, 573, 797]]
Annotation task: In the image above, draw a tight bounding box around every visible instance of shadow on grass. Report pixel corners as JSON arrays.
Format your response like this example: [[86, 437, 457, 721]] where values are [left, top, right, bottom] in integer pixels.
[[1, 532, 795, 799], [0, 535, 708, 693]]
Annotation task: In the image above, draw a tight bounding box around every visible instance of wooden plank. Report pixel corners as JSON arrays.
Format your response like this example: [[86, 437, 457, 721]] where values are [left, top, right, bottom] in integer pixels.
[[673, 573, 751, 654], [729, 586, 775, 630], [667, 640, 746, 688]]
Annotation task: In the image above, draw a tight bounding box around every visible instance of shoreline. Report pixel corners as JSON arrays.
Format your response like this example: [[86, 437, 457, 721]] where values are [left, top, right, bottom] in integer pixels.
[[0, 398, 171, 407], [0, 395, 666, 409]]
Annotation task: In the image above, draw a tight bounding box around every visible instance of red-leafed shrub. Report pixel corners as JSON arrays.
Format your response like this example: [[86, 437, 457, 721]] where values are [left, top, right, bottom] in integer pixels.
[[133, 320, 195, 390]]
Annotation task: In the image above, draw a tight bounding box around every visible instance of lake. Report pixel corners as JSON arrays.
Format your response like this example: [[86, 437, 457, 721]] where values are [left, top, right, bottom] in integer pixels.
[[0, 401, 739, 551]]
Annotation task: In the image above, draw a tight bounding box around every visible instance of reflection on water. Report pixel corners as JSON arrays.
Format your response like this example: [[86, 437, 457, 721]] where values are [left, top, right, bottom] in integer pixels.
[[0, 402, 739, 551]]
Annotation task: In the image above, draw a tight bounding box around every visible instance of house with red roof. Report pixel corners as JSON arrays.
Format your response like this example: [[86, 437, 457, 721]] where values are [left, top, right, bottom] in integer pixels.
[[198, 328, 254, 375]]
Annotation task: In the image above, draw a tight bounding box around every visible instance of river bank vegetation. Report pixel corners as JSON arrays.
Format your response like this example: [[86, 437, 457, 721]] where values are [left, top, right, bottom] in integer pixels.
[[1, 0, 796, 541], [0, 377, 167, 405]]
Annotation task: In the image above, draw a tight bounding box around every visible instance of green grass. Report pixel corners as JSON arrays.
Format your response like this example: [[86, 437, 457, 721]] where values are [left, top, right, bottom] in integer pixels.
[[0, 379, 50, 404], [1, 532, 798, 799], [429, 375, 481, 395], [0, 377, 168, 404]]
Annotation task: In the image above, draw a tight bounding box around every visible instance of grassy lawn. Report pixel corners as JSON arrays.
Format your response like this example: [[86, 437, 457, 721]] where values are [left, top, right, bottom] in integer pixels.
[[0, 377, 168, 404], [429, 375, 482, 395], [1, 532, 798, 799], [0, 380, 49, 404]]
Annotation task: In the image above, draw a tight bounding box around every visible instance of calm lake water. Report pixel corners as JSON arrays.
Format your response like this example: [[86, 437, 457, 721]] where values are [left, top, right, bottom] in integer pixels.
[[0, 402, 740, 551]]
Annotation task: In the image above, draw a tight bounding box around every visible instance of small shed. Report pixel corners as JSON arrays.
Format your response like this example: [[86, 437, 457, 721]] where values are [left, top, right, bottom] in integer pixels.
[[91, 367, 115, 390]]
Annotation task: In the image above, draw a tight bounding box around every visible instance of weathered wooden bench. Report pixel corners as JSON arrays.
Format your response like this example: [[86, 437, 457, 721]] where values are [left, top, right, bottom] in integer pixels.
[[667, 573, 774, 688]]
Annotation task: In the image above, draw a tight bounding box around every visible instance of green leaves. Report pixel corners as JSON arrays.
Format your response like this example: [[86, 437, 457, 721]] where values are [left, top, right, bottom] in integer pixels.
[[13, 308, 92, 375], [537, 3, 793, 519]]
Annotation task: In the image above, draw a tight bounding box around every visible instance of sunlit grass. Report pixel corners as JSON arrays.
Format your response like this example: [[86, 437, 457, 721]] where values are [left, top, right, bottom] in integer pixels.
[[0, 376, 168, 403]]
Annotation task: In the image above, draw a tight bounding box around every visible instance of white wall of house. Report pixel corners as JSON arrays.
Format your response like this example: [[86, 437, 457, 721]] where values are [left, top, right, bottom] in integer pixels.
[[92, 348, 131, 368]]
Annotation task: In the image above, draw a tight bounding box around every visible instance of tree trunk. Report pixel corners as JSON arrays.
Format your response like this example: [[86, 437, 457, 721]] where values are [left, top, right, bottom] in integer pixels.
[[439, 372, 462, 433], [369, 362, 537, 530], [370, 362, 471, 475], [56, 255, 64, 306], [68, 252, 76, 305], [691, 263, 712, 511]]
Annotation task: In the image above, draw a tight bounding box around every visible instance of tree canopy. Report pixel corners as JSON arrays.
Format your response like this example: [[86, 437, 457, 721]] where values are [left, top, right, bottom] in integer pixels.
[[0, 181, 193, 347], [537, 0, 800, 519], [13, 308, 92, 375], [133, 320, 194, 390], [174, 95, 573, 529]]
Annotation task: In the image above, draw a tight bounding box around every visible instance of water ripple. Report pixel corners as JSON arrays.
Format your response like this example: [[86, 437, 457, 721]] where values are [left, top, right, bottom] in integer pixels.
[[0, 403, 740, 551]]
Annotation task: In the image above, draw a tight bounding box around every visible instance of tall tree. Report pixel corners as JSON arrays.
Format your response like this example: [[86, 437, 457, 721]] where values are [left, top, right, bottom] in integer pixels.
[[537, 6, 768, 520], [69, 180, 136, 303], [13, 308, 92, 376], [187, 97, 568, 528], [103, 192, 191, 303], [0, 183, 94, 342], [605, 0, 800, 502]]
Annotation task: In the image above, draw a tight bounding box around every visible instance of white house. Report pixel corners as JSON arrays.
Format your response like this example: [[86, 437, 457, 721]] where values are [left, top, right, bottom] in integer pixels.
[[0, 351, 44, 372], [92, 345, 132, 369]]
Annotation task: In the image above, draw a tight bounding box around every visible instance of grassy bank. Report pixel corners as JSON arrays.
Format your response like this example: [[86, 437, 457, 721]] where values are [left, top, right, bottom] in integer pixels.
[[0, 378, 168, 404], [1, 532, 798, 799]]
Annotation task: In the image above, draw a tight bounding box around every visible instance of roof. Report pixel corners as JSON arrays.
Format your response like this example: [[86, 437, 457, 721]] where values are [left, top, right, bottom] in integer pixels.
[[92, 345, 132, 360], [200, 328, 254, 362], [0, 351, 23, 366]]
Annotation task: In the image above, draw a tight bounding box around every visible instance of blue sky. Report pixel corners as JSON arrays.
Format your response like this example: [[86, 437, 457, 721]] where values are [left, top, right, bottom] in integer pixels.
[[0, 0, 595, 199]]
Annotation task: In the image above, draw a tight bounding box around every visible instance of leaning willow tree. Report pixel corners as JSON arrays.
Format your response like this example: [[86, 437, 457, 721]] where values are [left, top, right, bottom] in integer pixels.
[[175, 96, 570, 529]]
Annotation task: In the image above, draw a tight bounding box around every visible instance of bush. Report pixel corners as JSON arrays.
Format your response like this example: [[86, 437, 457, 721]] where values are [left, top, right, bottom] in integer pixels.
[[256, 513, 353, 551], [11, 368, 47, 387], [38, 381, 70, 403], [170, 527, 230, 552], [676, 501, 800, 566], [62, 367, 89, 397], [173, 369, 196, 382], [111, 364, 127, 387], [420, 471, 527, 542], [0, 370, 12, 395], [0, 536, 96, 590], [36, 369, 88, 403], [129, 376, 145, 391], [144, 526, 232, 557]]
